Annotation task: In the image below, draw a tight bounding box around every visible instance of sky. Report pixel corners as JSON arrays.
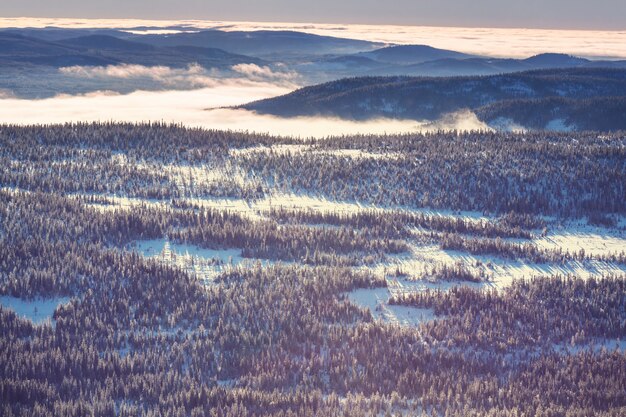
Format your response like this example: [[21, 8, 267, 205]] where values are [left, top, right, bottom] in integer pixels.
[[1, 0, 625, 30]]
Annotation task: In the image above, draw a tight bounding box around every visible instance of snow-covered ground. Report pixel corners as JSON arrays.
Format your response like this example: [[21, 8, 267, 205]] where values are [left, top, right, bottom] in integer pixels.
[[345, 231, 625, 328], [229, 144, 310, 157], [108, 154, 257, 196], [535, 224, 626, 258], [0, 295, 70, 324], [77, 189, 490, 224], [78, 194, 168, 212], [132, 239, 247, 284], [314, 148, 401, 160], [346, 286, 435, 327], [555, 338, 626, 353], [231, 144, 401, 160], [368, 242, 626, 290]]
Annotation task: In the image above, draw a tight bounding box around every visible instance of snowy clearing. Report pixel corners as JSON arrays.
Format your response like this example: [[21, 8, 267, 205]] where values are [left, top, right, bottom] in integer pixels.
[[0, 295, 70, 324], [346, 286, 436, 327], [132, 239, 246, 284], [535, 228, 626, 258], [555, 338, 626, 353], [365, 242, 626, 293], [131, 239, 283, 285]]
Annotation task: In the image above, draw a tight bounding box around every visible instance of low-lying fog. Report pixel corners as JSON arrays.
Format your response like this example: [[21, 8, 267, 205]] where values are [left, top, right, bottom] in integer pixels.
[[0, 88, 489, 137], [0, 64, 489, 137]]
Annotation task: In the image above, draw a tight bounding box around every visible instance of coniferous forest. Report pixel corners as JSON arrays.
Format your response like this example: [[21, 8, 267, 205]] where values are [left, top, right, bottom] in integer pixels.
[[1, 123, 625, 417]]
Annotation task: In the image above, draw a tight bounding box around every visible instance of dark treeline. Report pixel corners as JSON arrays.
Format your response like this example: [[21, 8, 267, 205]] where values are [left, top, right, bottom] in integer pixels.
[[391, 275, 626, 350], [421, 261, 488, 283], [268, 207, 536, 239], [0, 122, 292, 160], [242, 68, 626, 126], [476, 95, 626, 132]]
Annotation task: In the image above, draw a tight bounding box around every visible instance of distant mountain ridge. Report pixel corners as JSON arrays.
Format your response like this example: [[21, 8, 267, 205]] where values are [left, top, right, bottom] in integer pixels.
[[357, 44, 475, 65], [2, 27, 625, 78], [0, 32, 265, 69], [126, 29, 383, 59], [296, 44, 626, 82]]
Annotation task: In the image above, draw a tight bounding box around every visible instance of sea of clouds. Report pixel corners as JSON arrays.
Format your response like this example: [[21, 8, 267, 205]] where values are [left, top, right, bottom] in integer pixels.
[[0, 83, 490, 137], [2, 17, 625, 59], [2, 17, 616, 136]]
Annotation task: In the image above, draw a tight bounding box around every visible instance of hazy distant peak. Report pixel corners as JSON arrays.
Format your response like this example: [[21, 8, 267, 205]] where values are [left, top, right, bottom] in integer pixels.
[[358, 44, 475, 65], [59, 34, 156, 52], [523, 53, 589, 66]]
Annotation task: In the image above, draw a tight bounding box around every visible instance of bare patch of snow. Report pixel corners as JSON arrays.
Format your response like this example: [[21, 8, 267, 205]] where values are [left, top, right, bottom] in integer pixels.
[[365, 241, 626, 294], [230, 144, 309, 157], [133, 239, 246, 284], [231, 144, 400, 160], [314, 148, 401, 160], [0, 295, 70, 324], [77, 194, 168, 212], [535, 230, 626, 258], [555, 338, 626, 354], [346, 286, 435, 327]]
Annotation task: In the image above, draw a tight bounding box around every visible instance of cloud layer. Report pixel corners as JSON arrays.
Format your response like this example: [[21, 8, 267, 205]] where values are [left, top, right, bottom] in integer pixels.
[[0, 88, 489, 137], [59, 63, 299, 90], [1, 17, 625, 59]]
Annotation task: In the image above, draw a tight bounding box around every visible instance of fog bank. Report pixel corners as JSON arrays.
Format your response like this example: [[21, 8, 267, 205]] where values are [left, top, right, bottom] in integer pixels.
[[0, 88, 490, 137]]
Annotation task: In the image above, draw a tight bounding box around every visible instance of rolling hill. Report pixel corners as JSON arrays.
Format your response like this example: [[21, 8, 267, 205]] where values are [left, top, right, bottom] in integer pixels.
[[241, 68, 626, 131], [476, 96, 626, 131], [0, 32, 264, 69], [128, 29, 383, 59], [357, 44, 475, 65]]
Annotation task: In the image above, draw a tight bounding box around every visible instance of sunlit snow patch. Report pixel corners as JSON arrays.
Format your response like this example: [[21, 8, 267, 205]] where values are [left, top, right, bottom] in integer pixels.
[[133, 239, 247, 284], [346, 285, 435, 327], [368, 240, 626, 293], [534, 226, 626, 258], [555, 338, 626, 353], [0, 295, 70, 324]]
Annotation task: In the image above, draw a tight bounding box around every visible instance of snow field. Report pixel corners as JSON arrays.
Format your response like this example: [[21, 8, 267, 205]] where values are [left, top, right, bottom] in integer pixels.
[[0, 295, 70, 324]]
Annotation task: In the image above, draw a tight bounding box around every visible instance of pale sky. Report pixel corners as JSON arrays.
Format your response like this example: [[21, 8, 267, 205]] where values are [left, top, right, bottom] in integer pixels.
[[1, 0, 625, 30]]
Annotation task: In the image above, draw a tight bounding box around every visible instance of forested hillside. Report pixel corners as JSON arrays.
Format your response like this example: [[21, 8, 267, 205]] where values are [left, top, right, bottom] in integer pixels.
[[242, 68, 626, 131], [1, 123, 625, 417]]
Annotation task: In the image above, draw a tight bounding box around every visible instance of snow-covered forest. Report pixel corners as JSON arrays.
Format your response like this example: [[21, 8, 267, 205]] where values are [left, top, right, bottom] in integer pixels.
[[1, 123, 625, 417]]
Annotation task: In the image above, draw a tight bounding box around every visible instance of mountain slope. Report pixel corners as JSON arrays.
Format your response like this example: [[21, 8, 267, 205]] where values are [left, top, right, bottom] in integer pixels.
[[522, 53, 590, 68], [476, 96, 626, 131], [0, 32, 117, 66], [358, 44, 475, 65], [241, 68, 626, 131], [129, 29, 382, 58], [57, 35, 265, 68], [0, 31, 264, 69], [59, 34, 157, 52], [298, 47, 626, 82]]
